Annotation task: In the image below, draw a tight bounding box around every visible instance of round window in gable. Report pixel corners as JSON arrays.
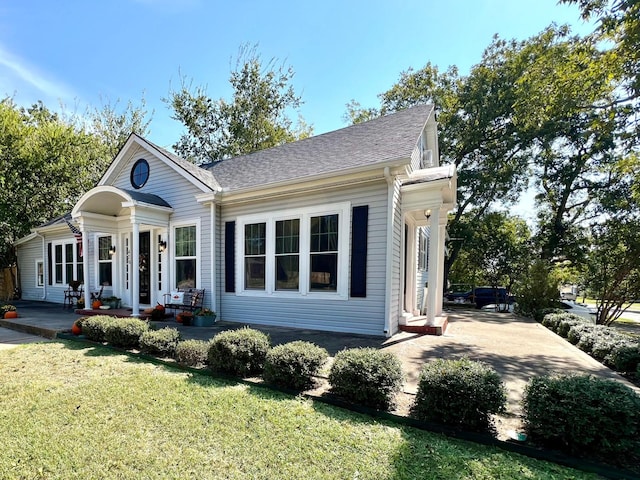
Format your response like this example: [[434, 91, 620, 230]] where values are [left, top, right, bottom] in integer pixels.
[[131, 159, 150, 189]]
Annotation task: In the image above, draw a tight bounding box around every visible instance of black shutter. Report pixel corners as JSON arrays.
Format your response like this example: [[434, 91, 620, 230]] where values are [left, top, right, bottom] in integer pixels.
[[225, 221, 236, 292], [47, 242, 52, 286], [350, 205, 368, 297]]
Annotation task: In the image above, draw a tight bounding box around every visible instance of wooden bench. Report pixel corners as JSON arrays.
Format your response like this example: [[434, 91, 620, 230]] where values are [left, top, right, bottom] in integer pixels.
[[163, 288, 205, 316]]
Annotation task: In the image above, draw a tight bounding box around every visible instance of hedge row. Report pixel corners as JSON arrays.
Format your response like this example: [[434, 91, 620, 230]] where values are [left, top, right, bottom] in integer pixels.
[[74, 317, 640, 458], [541, 312, 640, 373]]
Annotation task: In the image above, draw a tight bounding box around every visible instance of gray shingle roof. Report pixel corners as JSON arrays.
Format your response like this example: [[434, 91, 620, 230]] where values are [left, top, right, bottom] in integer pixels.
[[121, 189, 172, 208], [204, 104, 433, 192]]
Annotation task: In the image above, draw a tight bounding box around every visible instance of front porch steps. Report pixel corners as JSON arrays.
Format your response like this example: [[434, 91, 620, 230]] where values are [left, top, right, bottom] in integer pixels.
[[399, 314, 448, 335]]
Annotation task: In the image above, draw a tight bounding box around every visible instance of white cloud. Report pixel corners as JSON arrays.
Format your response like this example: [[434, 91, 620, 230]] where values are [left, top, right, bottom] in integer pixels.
[[0, 44, 75, 102]]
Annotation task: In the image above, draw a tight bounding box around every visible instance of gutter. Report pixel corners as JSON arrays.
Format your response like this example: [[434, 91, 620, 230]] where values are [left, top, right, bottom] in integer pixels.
[[383, 167, 394, 337]]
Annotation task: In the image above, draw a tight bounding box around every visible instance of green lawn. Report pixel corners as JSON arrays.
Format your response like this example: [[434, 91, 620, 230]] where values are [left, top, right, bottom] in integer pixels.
[[0, 341, 600, 480]]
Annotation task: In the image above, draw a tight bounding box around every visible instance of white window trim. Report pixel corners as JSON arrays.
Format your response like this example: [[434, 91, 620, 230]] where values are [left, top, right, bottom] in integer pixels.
[[96, 234, 114, 287], [35, 259, 44, 288], [171, 219, 201, 290], [236, 202, 350, 300], [51, 240, 81, 285]]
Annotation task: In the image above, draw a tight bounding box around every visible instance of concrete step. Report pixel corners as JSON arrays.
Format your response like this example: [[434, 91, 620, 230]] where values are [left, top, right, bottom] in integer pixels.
[[0, 318, 59, 339], [399, 315, 448, 335]]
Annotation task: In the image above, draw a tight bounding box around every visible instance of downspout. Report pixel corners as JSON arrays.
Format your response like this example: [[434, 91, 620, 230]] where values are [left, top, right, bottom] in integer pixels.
[[383, 167, 394, 337], [210, 202, 217, 313], [34, 231, 47, 300]]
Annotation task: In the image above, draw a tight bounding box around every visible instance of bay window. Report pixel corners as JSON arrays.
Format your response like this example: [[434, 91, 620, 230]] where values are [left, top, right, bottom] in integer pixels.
[[237, 203, 349, 298]]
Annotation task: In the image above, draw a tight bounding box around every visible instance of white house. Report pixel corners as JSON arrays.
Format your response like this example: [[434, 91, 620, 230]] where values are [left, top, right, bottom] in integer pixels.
[[15, 104, 456, 336]]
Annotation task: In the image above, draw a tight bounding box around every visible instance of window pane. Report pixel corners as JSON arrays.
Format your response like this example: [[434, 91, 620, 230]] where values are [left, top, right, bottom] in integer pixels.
[[98, 237, 111, 261], [276, 219, 299, 254], [99, 263, 112, 286], [310, 253, 337, 291], [55, 245, 63, 283], [245, 223, 266, 255], [276, 255, 299, 290], [176, 259, 196, 288], [175, 226, 196, 257], [245, 257, 265, 289], [310, 214, 338, 252]]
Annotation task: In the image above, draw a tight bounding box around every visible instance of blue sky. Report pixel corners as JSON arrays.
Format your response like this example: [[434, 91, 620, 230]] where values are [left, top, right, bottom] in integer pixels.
[[1, 0, 594, 151]]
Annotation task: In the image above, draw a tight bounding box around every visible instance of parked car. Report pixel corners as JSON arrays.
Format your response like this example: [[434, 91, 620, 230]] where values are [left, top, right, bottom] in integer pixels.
[[446, 286, 511, 309]]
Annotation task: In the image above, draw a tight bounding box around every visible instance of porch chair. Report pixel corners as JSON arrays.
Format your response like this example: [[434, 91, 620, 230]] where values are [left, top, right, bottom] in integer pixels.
[[63, 282, 83, 309]]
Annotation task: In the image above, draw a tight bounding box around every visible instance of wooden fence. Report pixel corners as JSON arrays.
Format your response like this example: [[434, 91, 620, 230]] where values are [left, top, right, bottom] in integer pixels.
[[0, 267, 18, 301]]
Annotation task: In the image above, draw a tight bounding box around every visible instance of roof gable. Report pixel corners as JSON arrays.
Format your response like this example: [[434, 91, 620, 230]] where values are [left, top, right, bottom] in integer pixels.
[[99, 134, 220, 192]]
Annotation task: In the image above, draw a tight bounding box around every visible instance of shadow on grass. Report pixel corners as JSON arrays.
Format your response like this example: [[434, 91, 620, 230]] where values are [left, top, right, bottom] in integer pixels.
[[52, 335, 637, 479]]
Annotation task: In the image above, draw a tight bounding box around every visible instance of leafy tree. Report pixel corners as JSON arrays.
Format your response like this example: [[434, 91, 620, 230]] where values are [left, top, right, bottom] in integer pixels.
[[167, 45, 312, 163], [447, 211, 531, 291], [512, 26, 627, 263], [0, 97, 150, 279], [562, 0, 640, 100], [583, 219, 640, 325], [346, 40, 536, 281], [514, 260, 562, 317], [89, 96, 152, 159]]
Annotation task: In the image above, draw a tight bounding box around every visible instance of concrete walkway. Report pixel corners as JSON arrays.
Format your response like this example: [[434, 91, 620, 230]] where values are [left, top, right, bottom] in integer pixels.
[[2, 300, 637, 425]]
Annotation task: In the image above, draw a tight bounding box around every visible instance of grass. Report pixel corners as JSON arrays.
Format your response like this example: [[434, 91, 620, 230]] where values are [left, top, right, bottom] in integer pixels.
[[0, 341, 602, 480]]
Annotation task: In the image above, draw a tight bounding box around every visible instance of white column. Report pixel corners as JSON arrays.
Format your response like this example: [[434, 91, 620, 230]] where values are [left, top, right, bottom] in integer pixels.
[[131, 222, 140, 316], [426, 213, 440, 322], [436, 215, 447, 316], [405, 224, 417, 315], [81, 231, 89, 292]]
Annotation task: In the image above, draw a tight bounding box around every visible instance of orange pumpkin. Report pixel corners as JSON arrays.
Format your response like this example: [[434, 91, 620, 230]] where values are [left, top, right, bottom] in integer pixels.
[[92, 300, 102, 309], [71, 323, 82, 335], [4, 311, 18, 319], [155, 303, 165, 312]]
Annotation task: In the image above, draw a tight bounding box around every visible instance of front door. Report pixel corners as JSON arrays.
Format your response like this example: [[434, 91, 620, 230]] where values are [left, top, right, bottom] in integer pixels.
[[139, 231, 151, 304]]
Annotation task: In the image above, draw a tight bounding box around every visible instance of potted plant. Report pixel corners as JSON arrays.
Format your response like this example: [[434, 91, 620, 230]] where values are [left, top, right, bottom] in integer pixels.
[[193, 308, 217, 327], [77, 296, 85, 309], [1, 304, 17, 319], [176, 311, 193, 326], [103, 296, 121, 309]]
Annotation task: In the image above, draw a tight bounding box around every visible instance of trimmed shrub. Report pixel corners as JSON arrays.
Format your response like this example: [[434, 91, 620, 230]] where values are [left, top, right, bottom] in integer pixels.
[[208, 327, 270, 377], [264, 341, 329, 390], [592, 331, 632, 362], [104, 318, 149, 349], [566, 323, 594, 345], [411, 358, 506, 432], [176, 339, 210, 367], [139, 327, 182, 357], [328, 348, 404, 410], [522, 374, 640, 464], [556, 315, 588, 337], [575, 325, 610, 354], [81, 315, 118, 342], [608, 344, 640, 373], [541, 313, 564, 333]]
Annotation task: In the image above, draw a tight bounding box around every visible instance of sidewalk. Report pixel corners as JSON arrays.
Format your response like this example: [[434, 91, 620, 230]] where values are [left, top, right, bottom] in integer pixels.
[[0, 327, 50, 351]]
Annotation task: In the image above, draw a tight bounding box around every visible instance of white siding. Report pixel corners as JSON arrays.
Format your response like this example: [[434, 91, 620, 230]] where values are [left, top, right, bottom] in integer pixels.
[[219, 181, 389, 336], [16, 237, 44, 301], [385, 177, 404, 335], [111, 146, 214, 308]]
